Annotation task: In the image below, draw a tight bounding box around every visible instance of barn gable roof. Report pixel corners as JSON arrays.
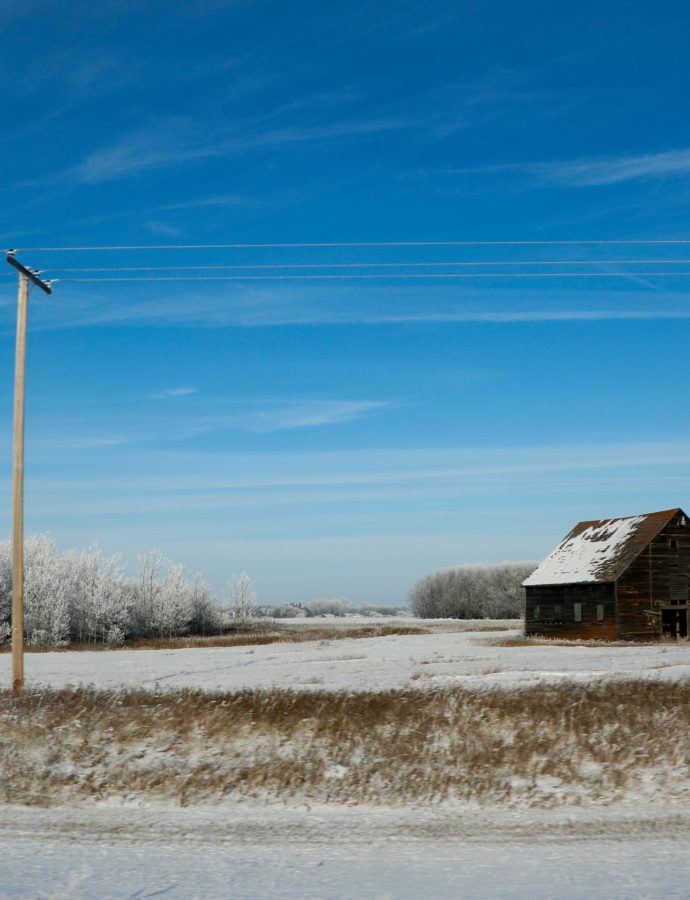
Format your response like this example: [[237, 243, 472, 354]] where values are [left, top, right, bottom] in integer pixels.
[[523, 508, 684, 587]]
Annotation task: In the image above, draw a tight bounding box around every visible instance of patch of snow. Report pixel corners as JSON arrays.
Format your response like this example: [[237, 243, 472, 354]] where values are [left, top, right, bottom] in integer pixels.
[[523, 514, 647, 585]]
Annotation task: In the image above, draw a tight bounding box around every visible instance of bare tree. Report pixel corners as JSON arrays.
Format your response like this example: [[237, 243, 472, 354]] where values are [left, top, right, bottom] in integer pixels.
[[227, 572, 257, 625]]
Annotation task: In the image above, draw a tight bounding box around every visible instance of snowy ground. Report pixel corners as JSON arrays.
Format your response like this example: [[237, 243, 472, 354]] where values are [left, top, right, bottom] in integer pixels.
[[2, 626, 689, 692], [2, 626, 689, 897], [1, 804, 688, 899]]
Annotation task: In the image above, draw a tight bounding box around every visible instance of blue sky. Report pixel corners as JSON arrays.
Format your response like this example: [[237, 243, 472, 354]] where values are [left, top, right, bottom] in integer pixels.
[[1, 0, 690, 604]]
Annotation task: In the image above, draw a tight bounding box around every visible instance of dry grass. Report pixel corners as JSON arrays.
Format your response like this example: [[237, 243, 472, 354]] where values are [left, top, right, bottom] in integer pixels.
[[0, 619, 520, 654], [480, 636, 657, 648], [2, 624, 429, 653], [1, 680, 688, 809]]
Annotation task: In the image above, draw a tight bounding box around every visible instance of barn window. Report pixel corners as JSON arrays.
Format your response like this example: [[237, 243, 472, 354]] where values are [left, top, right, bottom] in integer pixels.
[[554, 604, 563, 622], [669, 539, 678, 550], [574, 602, 582, 623], [534, 605, 540, 621], [596, 604, 604, 622]]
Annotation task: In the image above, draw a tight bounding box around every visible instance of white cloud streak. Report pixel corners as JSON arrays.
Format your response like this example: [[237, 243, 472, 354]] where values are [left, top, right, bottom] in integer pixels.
[[536, 148, 690, 186], [461, 148, 690, 187], [16, 440, 690, 525], [31, 398, 394, 448], [245, 400, 391, 432], [150, 387, 198, 400], [33, 291, 690, 330], [48, 113, 416, 185]]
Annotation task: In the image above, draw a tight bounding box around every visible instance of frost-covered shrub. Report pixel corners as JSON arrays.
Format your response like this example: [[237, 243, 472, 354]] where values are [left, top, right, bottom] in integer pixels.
[[358, 603, 407, 617], [272, 604, 307, 618], [304, 597, 352, 617], [409, 561, 537, 619]]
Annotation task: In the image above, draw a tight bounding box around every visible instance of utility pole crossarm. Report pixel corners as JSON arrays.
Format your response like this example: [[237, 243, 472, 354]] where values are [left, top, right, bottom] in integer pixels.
[[6, 252, 53, 294]]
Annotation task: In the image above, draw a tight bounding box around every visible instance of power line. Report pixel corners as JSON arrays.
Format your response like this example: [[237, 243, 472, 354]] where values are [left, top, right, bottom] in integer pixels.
[[56, 272, 690, 283], [44, 259, 690, 273], [10, 239, 690, 252]]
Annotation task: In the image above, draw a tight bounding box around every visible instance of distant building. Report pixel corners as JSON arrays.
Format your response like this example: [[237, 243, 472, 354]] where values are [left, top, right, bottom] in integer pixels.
[[523, 508, 689, 641]]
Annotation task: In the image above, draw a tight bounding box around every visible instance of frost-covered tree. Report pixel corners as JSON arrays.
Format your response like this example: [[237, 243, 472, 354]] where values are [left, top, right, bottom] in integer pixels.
[[188, 572, 223, 635], [158, 561, 194, 638], [409, 562, 537, 619], [0, 539, 11, 643], [130, 549, 164, 637], [63, 544, 129, 645], [130, 550, 195, 638], [0, 534, 245, 646], [227, 572, 256, 624], [24, 535, 70, 646]]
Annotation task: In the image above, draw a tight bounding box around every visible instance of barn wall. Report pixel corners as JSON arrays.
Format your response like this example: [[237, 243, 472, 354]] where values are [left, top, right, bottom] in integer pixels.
[[616, 512, 690, 640], [525, 583, 616, 640]]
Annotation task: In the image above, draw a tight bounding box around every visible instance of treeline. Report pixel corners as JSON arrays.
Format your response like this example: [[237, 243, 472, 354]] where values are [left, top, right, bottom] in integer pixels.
[[257, 599, 406, 618], [408, 561, 537, 619], [0, 535, 255, 647]]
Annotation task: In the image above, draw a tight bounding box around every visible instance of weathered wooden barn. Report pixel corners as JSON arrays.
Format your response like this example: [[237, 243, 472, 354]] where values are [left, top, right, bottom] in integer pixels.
[[523, 507, 689, 641]]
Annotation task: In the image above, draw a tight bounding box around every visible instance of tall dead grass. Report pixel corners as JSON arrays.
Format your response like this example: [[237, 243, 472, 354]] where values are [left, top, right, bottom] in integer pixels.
[[0, 680, 688, 808], [0, 624, 429, 653]]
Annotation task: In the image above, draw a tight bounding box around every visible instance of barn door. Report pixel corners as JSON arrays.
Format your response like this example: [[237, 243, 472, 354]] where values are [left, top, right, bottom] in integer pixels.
[[661, 607, 688, 639]]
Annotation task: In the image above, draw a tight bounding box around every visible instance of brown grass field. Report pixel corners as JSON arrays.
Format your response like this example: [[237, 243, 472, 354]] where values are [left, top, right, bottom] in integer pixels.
[[1, 680, 688, 809], [0, 619, 517, 652], [0, 624, 428, 652]]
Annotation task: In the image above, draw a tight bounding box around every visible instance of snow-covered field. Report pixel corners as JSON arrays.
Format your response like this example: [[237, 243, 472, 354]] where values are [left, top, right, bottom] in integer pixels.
[[2, 625, 688, 692], [2, 624, 689, 898], [1, 804, 688, 899]]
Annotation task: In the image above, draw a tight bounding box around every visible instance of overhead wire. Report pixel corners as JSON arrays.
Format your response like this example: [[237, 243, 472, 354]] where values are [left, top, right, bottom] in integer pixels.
[[10, 239, 690, 252], [54, 272, 690, 283], [43, 259, 690, 272], [8, 241, 690, 284]]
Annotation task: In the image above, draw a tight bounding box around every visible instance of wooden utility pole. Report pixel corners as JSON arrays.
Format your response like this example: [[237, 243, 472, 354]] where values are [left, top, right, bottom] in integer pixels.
[[6, 253, 53, 693], [11, 271, 28, 692]]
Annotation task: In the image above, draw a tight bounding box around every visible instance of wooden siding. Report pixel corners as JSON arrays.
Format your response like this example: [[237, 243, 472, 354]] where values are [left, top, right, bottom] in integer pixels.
[[525, 583, 616, 640], [616, 512, 690, 640]]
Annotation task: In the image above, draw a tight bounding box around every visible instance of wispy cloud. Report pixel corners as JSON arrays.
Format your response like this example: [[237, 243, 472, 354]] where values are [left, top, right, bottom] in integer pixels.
[[59, 118, 203, 184], [22, 281, 690, 332], [268, 87, 361, 117], [158, 194, 255, 211], [36, 397, 394, 449], [24, 439, 690, 497], [145, 220, 181, 238], [459, 148, 690, 187], [363, 308, 690, 324], [151, 387, 198, 400], [245, 399, 391, 432], [44, 112, 416, 185]]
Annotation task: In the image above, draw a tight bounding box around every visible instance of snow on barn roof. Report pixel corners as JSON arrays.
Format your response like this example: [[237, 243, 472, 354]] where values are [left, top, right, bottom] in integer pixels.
[[523, 508, 682, 587]]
